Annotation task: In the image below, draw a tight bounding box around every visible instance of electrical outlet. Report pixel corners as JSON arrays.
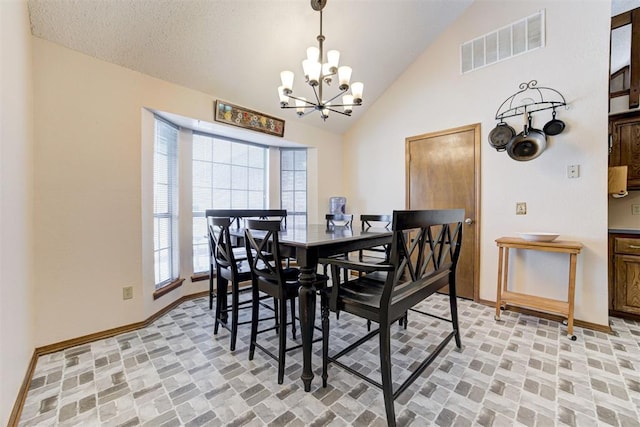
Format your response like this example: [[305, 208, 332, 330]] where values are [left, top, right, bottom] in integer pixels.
[[516, 202, 527, 215], [567, 164, 580, 178], [122, 286, 133, 300], [633, 204, 640, 215]]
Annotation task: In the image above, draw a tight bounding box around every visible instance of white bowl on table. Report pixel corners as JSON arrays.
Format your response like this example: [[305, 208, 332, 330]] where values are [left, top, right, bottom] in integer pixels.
[[517, 232, 560, 242]]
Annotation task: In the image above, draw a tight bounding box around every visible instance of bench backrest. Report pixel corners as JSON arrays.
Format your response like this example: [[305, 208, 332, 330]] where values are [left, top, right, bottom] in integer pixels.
[[381, 209, 464, 319]]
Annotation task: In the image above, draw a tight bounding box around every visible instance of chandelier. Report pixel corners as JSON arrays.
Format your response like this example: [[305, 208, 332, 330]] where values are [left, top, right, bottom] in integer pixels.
[[277, 0, 364, 121]]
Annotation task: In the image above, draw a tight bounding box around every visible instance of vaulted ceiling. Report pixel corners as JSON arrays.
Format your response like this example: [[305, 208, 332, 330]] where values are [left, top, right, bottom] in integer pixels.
[[27, 0, 473, 135]]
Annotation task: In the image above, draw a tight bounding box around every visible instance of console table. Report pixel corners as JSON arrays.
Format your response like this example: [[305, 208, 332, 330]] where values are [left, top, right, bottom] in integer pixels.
[[494, 237, 583, 340]]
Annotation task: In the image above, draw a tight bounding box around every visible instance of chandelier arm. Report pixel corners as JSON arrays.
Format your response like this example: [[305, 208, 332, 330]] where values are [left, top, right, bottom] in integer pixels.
[[280, 105, 315, 110], [311, 84, 322, 106], [296, 108, 320, 118], [286, 94, 317, 105], [323, 88, 348, 105], [325, 106, 352, 117]]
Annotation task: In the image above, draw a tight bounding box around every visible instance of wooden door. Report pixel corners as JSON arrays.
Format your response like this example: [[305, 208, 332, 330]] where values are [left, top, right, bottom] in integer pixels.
[[406, 124, 481, 300]]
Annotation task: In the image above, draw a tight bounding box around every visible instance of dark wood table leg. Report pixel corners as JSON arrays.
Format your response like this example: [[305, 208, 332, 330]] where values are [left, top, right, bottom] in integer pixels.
[[298, 264, 316, 392]]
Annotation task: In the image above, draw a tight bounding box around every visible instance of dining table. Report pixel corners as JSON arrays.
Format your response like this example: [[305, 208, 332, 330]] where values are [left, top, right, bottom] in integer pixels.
[[237, 223, 393, 391]]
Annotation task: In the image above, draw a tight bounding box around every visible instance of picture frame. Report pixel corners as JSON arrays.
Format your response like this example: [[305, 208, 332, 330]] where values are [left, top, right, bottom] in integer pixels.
[[214, 100, 285, 137]]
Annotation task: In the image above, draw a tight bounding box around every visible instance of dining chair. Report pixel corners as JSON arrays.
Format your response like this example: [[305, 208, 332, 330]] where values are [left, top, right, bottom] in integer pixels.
[[208, 216, 278, 351], [257, 210, 288, 229], [319, 209, 464, 427], [359, 214, 392, 265], [244, 219, 329, 384], [325, 213, 353, 228], [207, 216, 247, 310], [322, 213, 355, 279], [356, 214, 395, 330], [205, 209, 287, 248]]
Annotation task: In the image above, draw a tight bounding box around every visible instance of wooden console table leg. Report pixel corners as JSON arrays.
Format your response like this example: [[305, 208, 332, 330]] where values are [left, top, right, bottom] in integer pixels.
[[566, 253, 578, 340], [503, 248, 510, 296], [495, 246, 504, 320]]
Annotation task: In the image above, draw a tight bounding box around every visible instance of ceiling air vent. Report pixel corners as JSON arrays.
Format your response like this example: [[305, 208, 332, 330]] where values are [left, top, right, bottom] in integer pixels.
[[461, 10, 545, 74]]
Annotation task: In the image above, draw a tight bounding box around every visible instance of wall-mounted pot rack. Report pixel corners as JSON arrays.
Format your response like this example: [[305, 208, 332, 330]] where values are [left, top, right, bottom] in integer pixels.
[[495, 80, 567, 121]]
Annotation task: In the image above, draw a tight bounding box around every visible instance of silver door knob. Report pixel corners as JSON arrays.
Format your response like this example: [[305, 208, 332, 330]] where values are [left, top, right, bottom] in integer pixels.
[[465, 218, 473, 225]]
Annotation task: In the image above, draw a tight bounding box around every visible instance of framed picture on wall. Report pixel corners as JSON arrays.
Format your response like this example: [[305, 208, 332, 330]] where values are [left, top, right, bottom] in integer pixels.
[[214, 100, 285, 137]]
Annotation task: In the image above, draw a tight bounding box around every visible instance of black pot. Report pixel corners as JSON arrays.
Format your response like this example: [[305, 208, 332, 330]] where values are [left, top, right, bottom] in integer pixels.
[[543, 109, 565, 136], [489, 122, 516, 151]]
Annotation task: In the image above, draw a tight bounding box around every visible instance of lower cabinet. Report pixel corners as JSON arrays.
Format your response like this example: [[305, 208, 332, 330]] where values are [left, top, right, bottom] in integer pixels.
[[611, 235, 640, 316]]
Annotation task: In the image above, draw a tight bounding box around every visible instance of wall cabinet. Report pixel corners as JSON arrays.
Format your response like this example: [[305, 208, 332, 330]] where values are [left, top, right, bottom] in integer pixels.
[[609, 112, 640, 190], [609, 234, 640, 317]]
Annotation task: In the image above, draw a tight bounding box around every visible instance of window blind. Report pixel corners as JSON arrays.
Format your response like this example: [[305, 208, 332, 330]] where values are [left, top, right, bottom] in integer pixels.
[[154, 118, 179, 287]]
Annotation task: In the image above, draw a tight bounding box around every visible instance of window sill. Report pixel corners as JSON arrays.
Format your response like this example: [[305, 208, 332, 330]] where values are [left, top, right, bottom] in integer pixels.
[[191, 272, 211, 283], [153, 278, 185, 300]]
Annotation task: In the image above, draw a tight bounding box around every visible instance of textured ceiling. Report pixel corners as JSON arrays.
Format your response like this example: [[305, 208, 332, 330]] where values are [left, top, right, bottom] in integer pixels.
[[27, 0, 473, 135]]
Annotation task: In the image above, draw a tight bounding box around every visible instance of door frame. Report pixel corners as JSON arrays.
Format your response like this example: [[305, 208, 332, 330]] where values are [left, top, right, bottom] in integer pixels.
[[405, 123, 481, 301]]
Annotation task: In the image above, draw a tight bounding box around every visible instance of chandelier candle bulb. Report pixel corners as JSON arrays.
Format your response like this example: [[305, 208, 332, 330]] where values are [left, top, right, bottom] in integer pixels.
[[343, 95, 354, 113], [327, 50, 340, 72], [321, 105, 330, 119], [296, 98, 307, 116], [302, 59, 312, 80], [308, 62, 321, 86], [280, 71, 294, 94], [278, 86, 289, 106], [307, 46, 320, 61], [338, 66, 352, 90], [351, 82, 364, 103]]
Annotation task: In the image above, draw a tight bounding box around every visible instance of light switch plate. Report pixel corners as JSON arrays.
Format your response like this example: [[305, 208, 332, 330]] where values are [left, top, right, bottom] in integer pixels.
[[632, 204, 640, 215], [516, 202, 527, 215], [567, 165, 580, 178]]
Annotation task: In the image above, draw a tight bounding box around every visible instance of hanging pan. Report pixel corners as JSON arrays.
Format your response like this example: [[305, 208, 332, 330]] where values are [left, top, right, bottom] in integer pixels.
[[543, 108, 565, 136], [506, 113, 547, 161], [488, 121, 516, 151]]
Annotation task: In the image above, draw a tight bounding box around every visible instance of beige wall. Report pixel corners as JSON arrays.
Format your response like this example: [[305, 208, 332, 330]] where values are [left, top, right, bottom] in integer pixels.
[[343, 0, 611, 326], [32, 37, 343, 346], [1, 0, 35, 424]]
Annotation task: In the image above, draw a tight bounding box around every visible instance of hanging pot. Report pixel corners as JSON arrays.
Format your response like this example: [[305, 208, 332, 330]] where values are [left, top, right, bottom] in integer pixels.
[[506, 113, 547, 161], [488, 121, 516, 151], [543, 108, 565, 136]]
